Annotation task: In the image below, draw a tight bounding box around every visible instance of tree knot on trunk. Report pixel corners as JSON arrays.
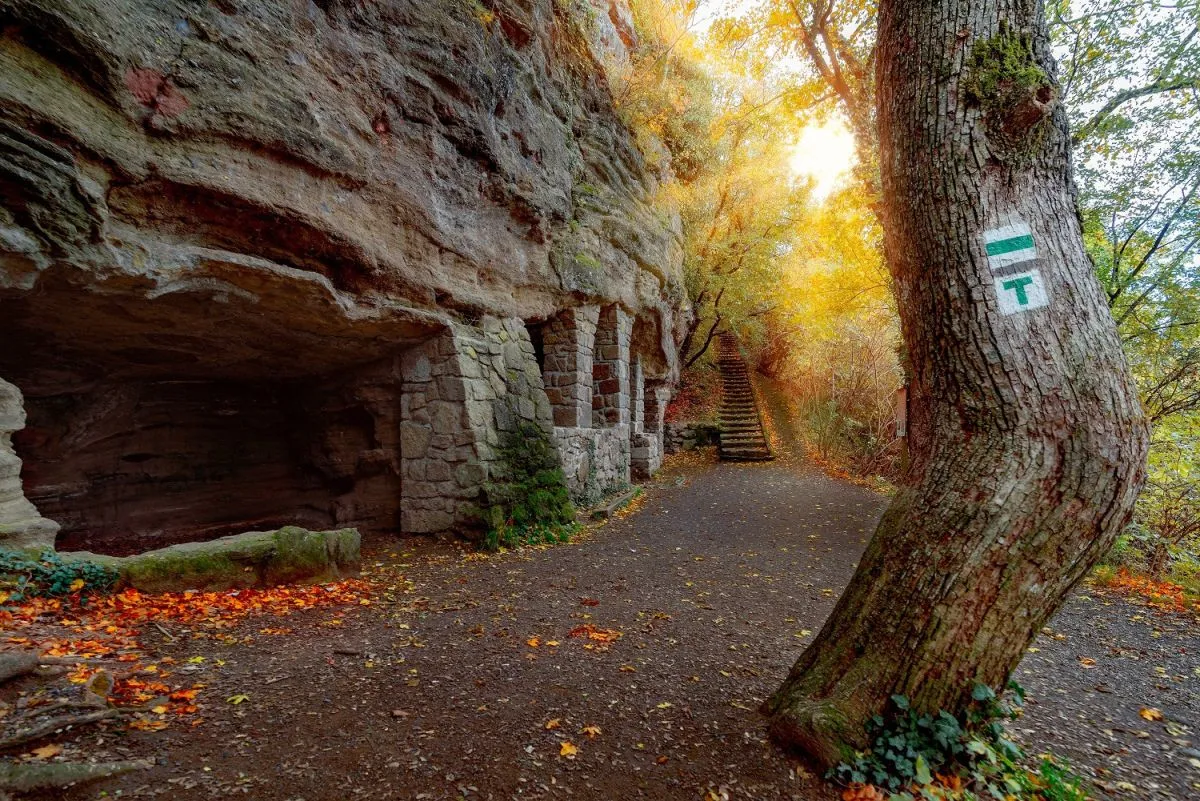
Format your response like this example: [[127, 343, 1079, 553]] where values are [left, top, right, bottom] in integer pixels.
[[962, 26, 1055, 161]]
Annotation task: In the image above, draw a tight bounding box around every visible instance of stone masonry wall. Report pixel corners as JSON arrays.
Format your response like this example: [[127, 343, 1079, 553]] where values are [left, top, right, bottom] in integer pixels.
[[539, 304, 634, 504], [631, 358, 645, 435], [0, 377, 58, 552], [540, 307, 601, 429], [400, 318, 553, 535], [632, 382, 670, 479], [592, 305, 633, 428], [552, 427, 630, 507]]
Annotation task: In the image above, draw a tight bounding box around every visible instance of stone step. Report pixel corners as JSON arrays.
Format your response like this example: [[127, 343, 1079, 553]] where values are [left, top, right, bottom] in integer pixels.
[[720, 449, 774, 462], [716, 334, 771, 462]]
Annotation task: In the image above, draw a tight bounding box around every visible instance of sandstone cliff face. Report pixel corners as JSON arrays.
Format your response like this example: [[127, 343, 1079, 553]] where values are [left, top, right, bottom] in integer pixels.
[[0, 0, 685, 553]]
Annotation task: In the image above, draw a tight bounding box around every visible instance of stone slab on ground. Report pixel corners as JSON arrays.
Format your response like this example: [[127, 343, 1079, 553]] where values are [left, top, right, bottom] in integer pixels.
[[585, 486, 641, 520], [61, 526, 360, 593]]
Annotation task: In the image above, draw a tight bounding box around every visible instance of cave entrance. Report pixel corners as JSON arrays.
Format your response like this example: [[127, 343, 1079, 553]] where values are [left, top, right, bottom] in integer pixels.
[[0, 282, 439, 556]]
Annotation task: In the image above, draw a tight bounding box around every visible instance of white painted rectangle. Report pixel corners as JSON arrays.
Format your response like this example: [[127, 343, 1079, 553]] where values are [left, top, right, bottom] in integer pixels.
[[983, 222, 1037, 270], [994, 269, 1049, 315]]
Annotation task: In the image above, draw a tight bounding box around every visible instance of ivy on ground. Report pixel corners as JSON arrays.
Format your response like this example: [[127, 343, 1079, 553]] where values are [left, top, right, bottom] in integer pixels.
[[834, 682, 1087, 800], [0, 549, 119, 602]]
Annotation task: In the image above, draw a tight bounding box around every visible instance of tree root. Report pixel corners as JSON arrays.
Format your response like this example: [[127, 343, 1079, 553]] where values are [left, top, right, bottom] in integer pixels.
[[0, 652, 114, 685], [0, 710, 124, 752], [0, 758, 151, 792], [0, 655, 38, 686]]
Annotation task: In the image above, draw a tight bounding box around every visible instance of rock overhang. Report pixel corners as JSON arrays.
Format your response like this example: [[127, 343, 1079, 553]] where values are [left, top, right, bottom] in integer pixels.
[[0, 0, 685, 553]]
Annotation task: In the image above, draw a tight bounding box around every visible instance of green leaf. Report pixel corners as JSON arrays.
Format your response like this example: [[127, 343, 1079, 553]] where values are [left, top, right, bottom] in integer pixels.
[[971, 683, 995, 702], [913, 755, 932, 785]]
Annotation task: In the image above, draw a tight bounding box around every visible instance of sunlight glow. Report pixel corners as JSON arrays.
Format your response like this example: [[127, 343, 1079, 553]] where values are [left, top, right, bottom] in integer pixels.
[[789, 120, 857, 200]]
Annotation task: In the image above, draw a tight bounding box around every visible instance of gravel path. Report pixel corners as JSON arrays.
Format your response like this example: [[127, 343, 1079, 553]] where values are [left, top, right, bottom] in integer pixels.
[[35, 393, 1199, 800]]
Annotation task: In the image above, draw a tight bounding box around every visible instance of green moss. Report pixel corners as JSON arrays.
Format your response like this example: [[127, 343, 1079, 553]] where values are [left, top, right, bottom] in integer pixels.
[[574, 252, 603, 271], [51, 527, 360, 593], [962, 27, 1049, 108], [477, 421, 578, 551]]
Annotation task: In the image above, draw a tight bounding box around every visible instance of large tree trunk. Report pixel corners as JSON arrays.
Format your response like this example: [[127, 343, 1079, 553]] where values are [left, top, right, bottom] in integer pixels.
[[764, 0, 1149, 769]]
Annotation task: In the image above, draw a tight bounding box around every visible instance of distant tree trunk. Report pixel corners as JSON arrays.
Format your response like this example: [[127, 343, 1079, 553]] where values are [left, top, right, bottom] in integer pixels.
[[764, 0, 1148, 769]]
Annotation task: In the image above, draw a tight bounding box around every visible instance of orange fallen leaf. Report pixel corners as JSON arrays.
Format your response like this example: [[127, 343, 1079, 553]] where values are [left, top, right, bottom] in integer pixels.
[[1139, 707, 1164, 721], [526, 637, 541, 648], [581, 725, 601, 738], [1078, 657, 1097, 668], [545, 718, 561, 730], [128, 718, 168, 731], [560, 741, 578, 757]]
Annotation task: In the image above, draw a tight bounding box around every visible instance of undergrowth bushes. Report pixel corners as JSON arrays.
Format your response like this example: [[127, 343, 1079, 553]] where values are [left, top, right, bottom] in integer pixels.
[[476, 421, 579, 551]]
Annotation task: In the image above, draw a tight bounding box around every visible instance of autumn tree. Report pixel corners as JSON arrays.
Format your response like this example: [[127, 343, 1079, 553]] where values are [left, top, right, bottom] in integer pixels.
[[762, 0, 1149, 768], [618, 1, 811, 366]]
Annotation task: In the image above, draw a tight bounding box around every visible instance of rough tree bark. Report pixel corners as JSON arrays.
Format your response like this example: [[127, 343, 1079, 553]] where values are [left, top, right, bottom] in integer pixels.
[[764, 0, 1149, 768]]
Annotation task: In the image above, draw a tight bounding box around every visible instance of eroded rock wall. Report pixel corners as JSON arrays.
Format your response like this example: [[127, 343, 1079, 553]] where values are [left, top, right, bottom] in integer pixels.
[[0, 0, 683, 551], [0, 378, 58, 551]]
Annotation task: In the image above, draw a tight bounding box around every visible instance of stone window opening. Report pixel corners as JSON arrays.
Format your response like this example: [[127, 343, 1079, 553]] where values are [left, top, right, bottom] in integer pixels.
[[526, 321, 548, 376]]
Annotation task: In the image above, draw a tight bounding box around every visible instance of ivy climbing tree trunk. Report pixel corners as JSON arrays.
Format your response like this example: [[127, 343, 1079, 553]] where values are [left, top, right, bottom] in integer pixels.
[[763, 0, 1149, 769]]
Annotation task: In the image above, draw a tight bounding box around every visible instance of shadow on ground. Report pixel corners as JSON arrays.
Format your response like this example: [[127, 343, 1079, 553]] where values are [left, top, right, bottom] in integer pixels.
[[40, 380, 1200, 801]]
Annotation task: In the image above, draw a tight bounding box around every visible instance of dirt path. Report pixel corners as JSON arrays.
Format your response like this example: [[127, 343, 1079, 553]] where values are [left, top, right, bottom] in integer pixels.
[[28, 400, 1199, 800]]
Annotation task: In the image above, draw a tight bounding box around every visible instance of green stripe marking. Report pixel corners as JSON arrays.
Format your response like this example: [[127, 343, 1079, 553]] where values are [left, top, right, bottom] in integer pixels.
[[985, 234, 1035, 256]]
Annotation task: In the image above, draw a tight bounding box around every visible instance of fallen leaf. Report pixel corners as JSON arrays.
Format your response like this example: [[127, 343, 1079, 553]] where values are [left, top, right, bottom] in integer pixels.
[[545, 718, 561, 730], [226, 693, 250, 705], [560, 741, 578, 757], [1078, 657, 1097, 668], [582, 725, 601, 738], [526, 637, 540, 648], [151, 705, 168, 714], [1138, 707, 1164, 721], [656, 701, 673, 709], [30, 744, 62, 759], [68, 578, 85, 593], [128, 718, 169, 731]]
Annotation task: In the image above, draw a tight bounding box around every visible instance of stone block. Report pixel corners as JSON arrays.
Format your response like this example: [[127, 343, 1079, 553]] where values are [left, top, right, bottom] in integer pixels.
[[403, 354, 433, 383], [430, 401, 463, 434], [400, 421, 432, 458], [455, 462, 487, 487], [437, 375, 466, 402], [402, 508, 454, 534], [425, 460, 453, 482]]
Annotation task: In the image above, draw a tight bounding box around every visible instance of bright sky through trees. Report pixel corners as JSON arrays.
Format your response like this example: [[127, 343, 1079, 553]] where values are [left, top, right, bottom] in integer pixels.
[[789, 118, 856, 198], [693, 0, 857, 192]]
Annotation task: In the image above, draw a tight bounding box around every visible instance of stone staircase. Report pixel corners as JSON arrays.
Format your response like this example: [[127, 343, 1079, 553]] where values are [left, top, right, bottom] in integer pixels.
[[716, 334, 773, 462]]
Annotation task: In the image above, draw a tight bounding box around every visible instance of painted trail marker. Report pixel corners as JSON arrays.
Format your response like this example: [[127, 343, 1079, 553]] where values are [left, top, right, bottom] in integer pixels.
[[983, 222, 1037, 270], [995, 269, 1049, 315]]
